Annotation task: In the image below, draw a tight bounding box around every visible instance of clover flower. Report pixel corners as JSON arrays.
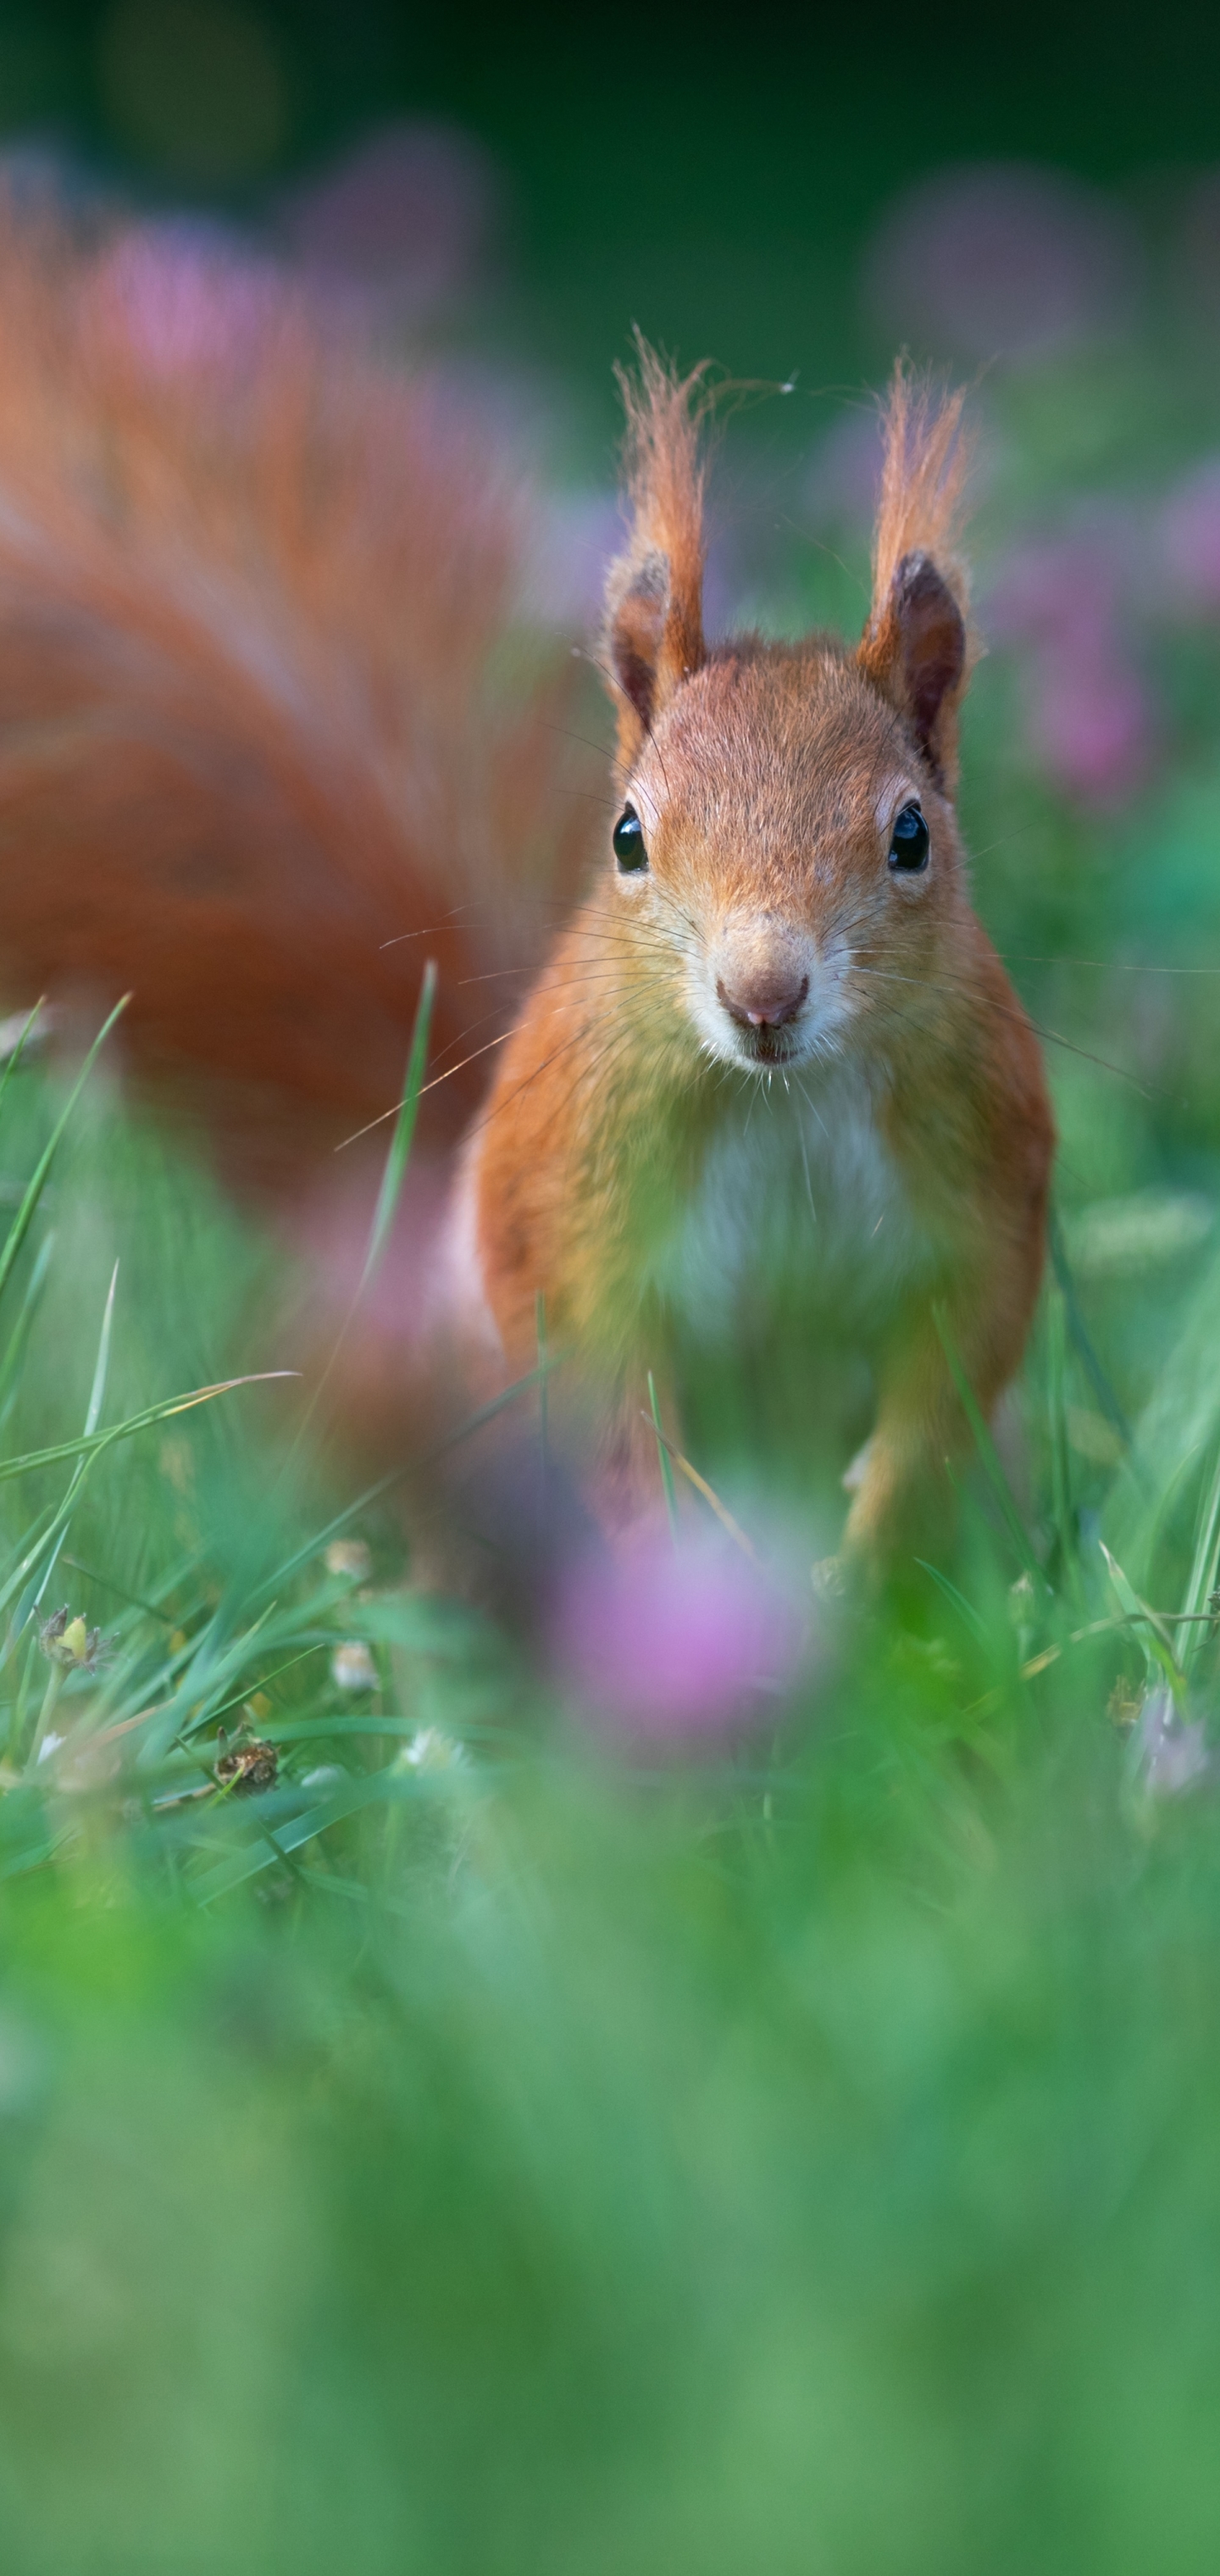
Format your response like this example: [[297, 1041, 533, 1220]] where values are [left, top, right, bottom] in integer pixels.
[[331, 1640, 377, 1693], [552, 1530, 807, 1746], [396, 1727, 466, 1773], [324, 1539, 371, 1582], [1129, 1687, 1217, 1797]]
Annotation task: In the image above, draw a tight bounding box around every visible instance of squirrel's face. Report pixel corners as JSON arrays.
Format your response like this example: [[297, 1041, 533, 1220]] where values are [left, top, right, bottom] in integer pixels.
[[610, 647, 962, 1078]]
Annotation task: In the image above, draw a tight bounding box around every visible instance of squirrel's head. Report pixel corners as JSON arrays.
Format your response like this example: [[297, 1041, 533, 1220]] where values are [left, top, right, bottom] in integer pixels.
[[599, 347, 977, 1077]]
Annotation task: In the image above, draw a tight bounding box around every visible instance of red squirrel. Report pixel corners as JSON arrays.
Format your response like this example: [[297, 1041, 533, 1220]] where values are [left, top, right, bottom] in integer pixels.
[[0, 198, 1052, 1561], [444, 349, 1054, 1557]]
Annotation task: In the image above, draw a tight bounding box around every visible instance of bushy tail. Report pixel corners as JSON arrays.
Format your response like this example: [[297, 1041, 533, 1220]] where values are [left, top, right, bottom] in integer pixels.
[[0, 193, 585, 1183]]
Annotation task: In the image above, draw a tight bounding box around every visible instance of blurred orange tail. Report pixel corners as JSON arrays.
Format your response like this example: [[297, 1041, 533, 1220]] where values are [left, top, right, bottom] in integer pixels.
[[0, 193, 588, 1186]]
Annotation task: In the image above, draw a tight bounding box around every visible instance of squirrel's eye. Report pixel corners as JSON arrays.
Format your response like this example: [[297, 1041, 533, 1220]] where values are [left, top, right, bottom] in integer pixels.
[[889, 802, 929, 873], [613, 805, 647, 872]]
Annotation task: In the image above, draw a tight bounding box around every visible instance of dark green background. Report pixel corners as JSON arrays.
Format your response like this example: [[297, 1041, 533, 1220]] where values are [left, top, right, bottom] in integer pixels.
[[3, 0, 1218, 418]]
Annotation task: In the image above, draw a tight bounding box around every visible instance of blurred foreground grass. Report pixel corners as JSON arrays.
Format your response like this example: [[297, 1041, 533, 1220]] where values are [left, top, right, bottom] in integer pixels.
[[8, 329, 1220, 2563], [0, 1002, 1217, 2572]]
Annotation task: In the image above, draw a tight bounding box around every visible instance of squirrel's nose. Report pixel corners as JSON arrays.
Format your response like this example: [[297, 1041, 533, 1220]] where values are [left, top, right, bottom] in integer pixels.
[[716, 969, 809, 1030]]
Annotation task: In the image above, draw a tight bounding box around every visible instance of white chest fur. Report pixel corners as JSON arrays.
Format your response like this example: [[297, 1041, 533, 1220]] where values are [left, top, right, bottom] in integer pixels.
[[653, 1060, 930, 1344]]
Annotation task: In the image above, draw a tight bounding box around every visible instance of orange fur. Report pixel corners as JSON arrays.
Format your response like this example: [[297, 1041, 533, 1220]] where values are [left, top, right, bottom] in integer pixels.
[[0, 216, 1050, 1566], [0, 192, 584, 1185], [868, 363, 974, 638], [601, 338, 710, 771], [458, 353, 1054, 1561]]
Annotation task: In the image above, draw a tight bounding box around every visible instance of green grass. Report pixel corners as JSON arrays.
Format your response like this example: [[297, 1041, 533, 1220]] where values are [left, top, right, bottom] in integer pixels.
[[8, 344, 1220, 2566], [0, 981, 1217, 2573]]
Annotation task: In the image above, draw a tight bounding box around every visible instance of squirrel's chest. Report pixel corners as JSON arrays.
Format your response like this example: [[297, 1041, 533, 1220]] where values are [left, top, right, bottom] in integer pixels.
[[655, 1067, 930, 1341]]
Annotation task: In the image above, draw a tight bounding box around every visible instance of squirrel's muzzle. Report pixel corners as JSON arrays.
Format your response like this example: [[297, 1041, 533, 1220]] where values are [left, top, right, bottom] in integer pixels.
[[699, 918, 821, 1065], [714, 966, 809, 1031]]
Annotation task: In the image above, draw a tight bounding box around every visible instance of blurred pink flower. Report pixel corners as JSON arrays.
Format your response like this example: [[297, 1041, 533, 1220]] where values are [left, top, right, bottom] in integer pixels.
[[1132, 1686, 1217, 1798], [988, 530, 1122, 649], [91, 225, 280, 381], [865, 163, 1137, 360], [988, 525, 1154, 803], [524, 488, 623, 627], [1158, 458, 1220, 610], [280, 122, 497, 319], [1026, 652, 1151, 804], [553, 1530, 809, 1745]]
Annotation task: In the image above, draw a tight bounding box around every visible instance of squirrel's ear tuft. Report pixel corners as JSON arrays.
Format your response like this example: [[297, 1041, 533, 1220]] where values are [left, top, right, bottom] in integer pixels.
[[857, 364, 976, 791], [602, 337, 709, 771]]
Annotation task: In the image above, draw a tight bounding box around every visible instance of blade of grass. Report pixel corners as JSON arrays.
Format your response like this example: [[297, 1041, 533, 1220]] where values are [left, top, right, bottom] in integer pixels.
[[1180, 1438, 1220, 1675], [0, 996, 129, 1314], [0, 1230, 55, 1430], [0, 1374, 289, 1667], [1045, 1284, 1084, 1605], [647, 1373, 679, 1546], [194, 1770, 434, 1905], [59, 1558, 180, 1624], [0, 1370, 295, 1488], [83, 1262, 118, 1440], [933, 1306, 1040, 1580], [0, 1498, 68, 1641], [283, 963, 437, 1472], [3, 1443, 135, 1653], [1099, 1541, 1186, 1694], [359, 960, 436, 1295], [914, 1559, 990, 1647], [26, 1268, 120, 1621], [1048, 1205, 1134, 1453], [645, 1419, 758, 1563], [26, 1261, 123, 1620], [0, 999, 44, 1133]]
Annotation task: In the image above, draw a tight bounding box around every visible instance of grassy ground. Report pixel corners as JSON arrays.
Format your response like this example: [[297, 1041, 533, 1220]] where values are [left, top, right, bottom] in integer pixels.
[[4, 330, 1220, 2568]]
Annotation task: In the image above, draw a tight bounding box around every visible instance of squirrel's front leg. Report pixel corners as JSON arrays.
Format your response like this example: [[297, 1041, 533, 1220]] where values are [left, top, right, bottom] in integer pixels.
[[556, 1349, 683, 1543], [459, 1184, 680, 1545], [843, 1235, 1043, 1562]]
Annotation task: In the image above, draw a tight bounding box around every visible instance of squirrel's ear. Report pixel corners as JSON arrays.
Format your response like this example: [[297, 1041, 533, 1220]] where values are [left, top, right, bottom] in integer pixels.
[[860, 548, 968, 788], [856, 366, 974, 791], [602, 340, 708, 771]]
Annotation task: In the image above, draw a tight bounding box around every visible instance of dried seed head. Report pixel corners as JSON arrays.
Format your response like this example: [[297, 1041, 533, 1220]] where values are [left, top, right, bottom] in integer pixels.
[[38, 1607, 107, 1673], [214, 1730, 279, 1794]]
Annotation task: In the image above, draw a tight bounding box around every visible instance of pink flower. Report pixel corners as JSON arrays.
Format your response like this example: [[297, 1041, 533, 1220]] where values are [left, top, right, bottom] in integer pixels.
[[552, 1530, 809, 1746], [1026, 651, 1152, 804], [1159, 458, 1220, 611], [987, 525, 1155, 803], [524, 489, 624, 628], [988, 527, 1126, 652], [91, 227, 282, 382], [865, 162, 1137, 361], [280, 122, 496, 319]]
